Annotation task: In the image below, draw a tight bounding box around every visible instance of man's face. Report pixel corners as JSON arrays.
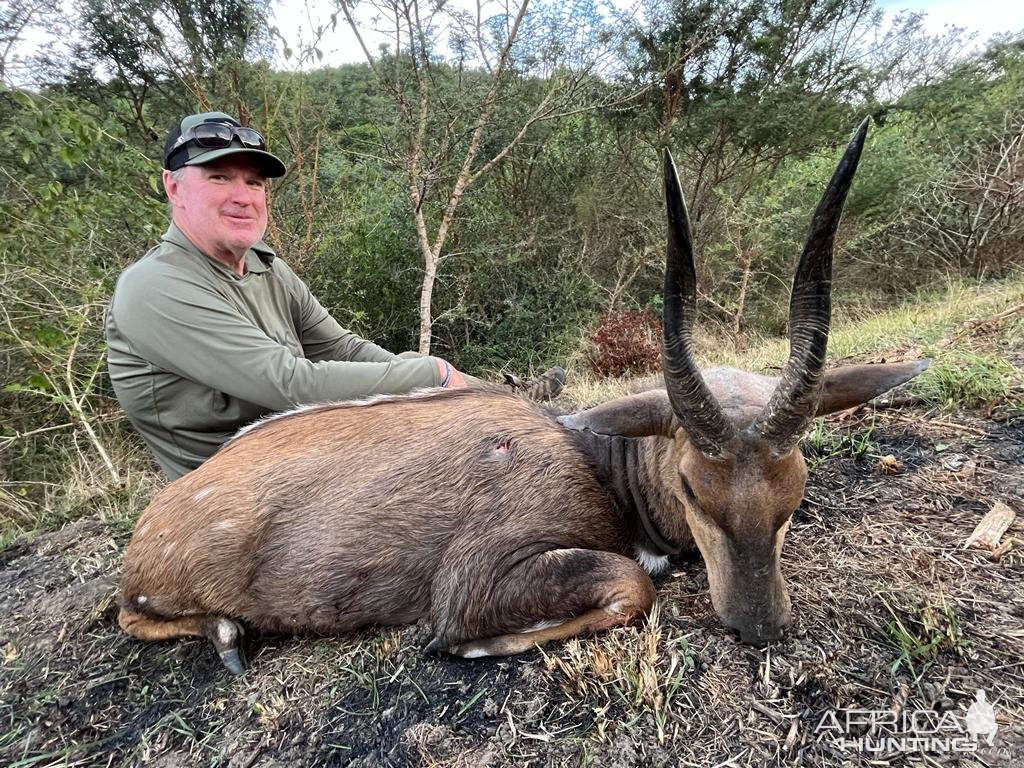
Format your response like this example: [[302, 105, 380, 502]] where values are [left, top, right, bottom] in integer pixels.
[[164, 157, 269, 263]]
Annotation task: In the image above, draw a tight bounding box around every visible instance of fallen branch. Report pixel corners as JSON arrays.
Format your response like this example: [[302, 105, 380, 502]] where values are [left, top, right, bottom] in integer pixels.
[[957, 302, 1024, 335], [889, 414, 989, 436]]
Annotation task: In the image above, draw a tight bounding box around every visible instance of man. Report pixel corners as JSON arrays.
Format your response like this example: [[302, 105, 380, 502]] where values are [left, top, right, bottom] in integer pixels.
[[106, 112, 467, 481]]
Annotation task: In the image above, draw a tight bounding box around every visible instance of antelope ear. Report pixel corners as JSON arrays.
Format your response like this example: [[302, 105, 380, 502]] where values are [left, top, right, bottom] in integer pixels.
[[557, 390, 677, 438], [817, 360, 931, 415]]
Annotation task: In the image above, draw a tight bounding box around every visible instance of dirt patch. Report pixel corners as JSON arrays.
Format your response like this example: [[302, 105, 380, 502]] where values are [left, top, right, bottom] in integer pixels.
[[1, 407, 1022, 767]]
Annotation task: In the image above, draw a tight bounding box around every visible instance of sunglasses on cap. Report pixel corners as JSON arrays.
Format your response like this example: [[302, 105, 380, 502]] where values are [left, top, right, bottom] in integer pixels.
[[171, 122, 267, 152]]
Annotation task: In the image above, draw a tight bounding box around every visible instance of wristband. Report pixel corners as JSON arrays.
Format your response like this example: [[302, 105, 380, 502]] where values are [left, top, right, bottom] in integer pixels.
[[441, 361, 452, 388]]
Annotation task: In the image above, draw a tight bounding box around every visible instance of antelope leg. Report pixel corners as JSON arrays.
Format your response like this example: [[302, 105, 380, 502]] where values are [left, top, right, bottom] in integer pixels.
[[202, 615, 246, 675], [428, 548, 656, 658], [118, 608, 247, 675]]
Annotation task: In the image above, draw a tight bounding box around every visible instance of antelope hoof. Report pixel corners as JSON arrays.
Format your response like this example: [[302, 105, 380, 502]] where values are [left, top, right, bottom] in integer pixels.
[[204, 616, 246, 675], [218, 646, 247, 676], [423, 637, 451, 655]]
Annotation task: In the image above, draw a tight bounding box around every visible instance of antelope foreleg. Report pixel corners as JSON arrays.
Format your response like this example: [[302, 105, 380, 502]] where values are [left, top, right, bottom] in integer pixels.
[[429, 548, 656, 658]]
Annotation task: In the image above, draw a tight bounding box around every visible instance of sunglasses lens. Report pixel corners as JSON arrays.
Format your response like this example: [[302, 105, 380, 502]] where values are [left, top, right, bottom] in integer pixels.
[[234, 127, 266, 149], [188, 124, 266, 150], [191, 123, 234, 148]]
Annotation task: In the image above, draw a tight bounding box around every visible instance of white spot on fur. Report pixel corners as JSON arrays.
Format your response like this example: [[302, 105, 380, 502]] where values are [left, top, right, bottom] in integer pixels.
[[215, 618, 236, 646], [458, 647, 491, 659], [135, 595, 148, 605], [634, 546, 672, 576], [193, 487, 215, 502], [211, 520, 236, 532]]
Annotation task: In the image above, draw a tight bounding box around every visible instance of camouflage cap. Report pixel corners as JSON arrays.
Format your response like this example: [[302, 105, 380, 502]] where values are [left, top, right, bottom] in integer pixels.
[[163, 112, 286, 178]]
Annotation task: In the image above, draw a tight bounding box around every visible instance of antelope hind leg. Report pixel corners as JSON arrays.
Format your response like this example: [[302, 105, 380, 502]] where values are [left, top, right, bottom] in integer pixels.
[[118, 608, 247, 675], [429, 548, 656, 658]]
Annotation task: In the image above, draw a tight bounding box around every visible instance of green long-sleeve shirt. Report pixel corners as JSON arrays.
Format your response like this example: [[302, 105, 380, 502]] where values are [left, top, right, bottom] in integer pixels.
[[106, 223, 441, 480]]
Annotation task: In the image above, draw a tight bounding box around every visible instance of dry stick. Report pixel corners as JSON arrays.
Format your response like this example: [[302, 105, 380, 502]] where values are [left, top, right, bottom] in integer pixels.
[[63, 306, 122, 485], [750, 701, 785, 725], [888, 414, 989, 436], [970, 301, 1024, 328]]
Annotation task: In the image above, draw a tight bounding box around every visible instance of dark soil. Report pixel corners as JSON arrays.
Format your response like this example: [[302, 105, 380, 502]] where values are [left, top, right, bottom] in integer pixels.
[[1, 406, 1022, 767]]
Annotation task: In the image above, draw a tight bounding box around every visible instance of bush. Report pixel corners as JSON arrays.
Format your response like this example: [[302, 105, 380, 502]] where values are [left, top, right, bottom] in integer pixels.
[[586, 310, 662, 378]]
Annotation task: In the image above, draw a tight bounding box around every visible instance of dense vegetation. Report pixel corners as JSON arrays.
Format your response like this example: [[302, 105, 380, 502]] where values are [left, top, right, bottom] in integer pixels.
[[1, 0, 1022, 517]]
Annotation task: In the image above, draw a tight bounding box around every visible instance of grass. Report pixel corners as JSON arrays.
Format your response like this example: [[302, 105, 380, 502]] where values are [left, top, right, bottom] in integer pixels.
[[0, 428, 158, 545], [1, 273, 1023, 766], [911, 349, 1018, 411], [878, 590, 969, 680], [540, 603, 696, 745], [558, 274, 1024, 407], [822, 275, 1024, 362], [3, 273, 1023, 548], [804, 416, 879, 472]]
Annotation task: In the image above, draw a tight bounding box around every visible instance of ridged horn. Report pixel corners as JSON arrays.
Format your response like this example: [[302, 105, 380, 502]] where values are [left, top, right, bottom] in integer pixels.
[[662, 149, 735, 457], [753, 117, 870, 453]]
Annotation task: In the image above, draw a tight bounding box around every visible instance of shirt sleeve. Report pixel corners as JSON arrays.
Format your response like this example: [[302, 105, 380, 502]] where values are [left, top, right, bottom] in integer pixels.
[[109, 263, 441, 411]]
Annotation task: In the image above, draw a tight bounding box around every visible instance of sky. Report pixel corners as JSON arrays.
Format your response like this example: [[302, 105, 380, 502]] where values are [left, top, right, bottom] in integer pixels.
[[265, 0, 1024, 72], [7, 0, 1024, 87], [876, 0, 1024, 41]]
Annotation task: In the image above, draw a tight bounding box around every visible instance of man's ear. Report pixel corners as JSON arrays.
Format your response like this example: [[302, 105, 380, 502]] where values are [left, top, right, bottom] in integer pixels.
[[557, 389, 677, 438], [163, 169, 181, 206], [817, 360, 931, 416]]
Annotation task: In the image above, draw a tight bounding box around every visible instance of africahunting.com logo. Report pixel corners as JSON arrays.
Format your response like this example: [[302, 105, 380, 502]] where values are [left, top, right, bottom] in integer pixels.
[[814, 689, 998, 753]]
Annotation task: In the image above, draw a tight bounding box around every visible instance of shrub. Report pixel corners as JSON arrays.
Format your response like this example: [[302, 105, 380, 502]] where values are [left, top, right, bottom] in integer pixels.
[[586, 310, 662, 378]]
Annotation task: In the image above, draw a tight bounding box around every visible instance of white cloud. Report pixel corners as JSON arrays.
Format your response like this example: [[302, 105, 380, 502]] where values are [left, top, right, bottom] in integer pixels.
[[877, 0, 1024, 42]]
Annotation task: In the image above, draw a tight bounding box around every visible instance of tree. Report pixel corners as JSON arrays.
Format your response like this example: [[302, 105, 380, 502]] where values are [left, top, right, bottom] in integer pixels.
[[0, 91, 165, 487], [339, 0, 624, 353], [59, 0, 273, 137]]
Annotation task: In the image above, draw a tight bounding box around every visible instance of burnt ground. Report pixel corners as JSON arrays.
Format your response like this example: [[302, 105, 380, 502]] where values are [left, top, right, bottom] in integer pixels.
[[1, 403, 1022, 767]]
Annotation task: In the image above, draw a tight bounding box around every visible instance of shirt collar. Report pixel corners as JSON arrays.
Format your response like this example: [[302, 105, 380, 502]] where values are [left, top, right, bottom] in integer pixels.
[[162, 221, 276, 274]]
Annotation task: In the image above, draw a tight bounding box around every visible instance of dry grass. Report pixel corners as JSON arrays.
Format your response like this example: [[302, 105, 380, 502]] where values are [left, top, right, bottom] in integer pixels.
[[1, 276, 1023, 766]]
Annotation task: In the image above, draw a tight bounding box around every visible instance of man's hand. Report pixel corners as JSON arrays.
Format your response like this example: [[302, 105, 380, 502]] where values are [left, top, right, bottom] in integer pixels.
[[436, 359, 468, 389]]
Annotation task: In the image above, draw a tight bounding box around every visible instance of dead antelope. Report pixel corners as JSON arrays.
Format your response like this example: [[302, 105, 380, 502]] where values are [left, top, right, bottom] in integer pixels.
[[118, 119, 928, 673]]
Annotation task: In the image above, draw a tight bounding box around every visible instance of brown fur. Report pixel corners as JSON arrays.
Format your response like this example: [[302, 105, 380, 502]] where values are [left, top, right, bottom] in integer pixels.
[[555, 361, 928, 644], [120, 121, 926, 663], [120, 360, 925, 667], [119, 389, 654, 662]]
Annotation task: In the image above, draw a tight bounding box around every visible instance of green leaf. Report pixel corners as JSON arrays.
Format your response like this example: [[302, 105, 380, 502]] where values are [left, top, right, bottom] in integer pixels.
[[27, 373, 51, 390], [32, 325, 67, 348], [12, 91, 38, 110]]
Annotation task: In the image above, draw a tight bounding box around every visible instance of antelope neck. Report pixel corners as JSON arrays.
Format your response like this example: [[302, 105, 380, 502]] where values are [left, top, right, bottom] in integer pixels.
[[578, 431, 683, 556]]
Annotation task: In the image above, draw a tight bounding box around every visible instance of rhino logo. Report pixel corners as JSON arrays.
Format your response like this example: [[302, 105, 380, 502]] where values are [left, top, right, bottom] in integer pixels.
[[965, 689, 997, 746]]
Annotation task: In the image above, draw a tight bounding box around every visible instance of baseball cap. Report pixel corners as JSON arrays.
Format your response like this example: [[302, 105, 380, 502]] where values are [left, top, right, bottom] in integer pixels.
[[163, 112, 286, 178]]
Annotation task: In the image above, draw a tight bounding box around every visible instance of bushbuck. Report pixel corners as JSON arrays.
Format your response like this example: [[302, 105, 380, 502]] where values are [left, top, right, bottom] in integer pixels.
[[119, 119, 928, 673]]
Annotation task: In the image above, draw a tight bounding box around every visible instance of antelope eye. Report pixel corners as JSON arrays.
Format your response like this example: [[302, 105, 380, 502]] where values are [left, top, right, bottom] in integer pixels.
[[680, 475, 697, 501]]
